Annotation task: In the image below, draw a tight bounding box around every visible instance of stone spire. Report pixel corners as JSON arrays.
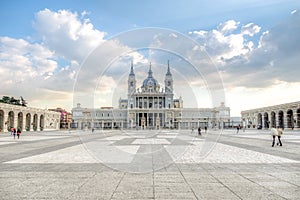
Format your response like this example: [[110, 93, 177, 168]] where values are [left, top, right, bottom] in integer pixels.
[[166, 60, 172, 76], [148, 62, 153, 78], [128, 61, 136, 95], [129, 60, 135, 76], [164, 60, 173, 94]]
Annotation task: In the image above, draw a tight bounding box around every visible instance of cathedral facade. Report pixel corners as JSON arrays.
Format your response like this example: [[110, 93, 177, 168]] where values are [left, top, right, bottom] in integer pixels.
[[72, 62, 230, 130]]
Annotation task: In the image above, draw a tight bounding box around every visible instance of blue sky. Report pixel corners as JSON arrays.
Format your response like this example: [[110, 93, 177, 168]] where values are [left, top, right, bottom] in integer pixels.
[[0, 0, 299, 116], [1, 0, 297, 36]]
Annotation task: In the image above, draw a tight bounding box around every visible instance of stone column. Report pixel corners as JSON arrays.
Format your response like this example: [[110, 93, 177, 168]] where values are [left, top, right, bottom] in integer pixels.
[[146, 97, 149, 109], [0, 111, 4, 133], [292, 109, 297, 129], [3, 111, 8, 132], [275, 111, 279, 128], [284, 112, 288, 130], [146, 113, 149, 129], [37, 115, 40, 131], [294, 109, 300, 129], [22, 114, 26, 132], [254, 113, 257, 128], [261, 113, 265, 129], [13, 112, 17, 130], [30, 114, 34, 131], [267, 112, 272, 128]]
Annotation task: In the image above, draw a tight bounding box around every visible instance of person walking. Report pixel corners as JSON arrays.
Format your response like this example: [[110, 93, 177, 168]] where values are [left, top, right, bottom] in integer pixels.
[[204, 126, 207, 133], [198, 127, 201, 136], [13, 128, 16, 139], [191, 127, 194, 134], [236, 124, 240, 133], [276, 126, 283, 146], [17, 128, 21, 139]]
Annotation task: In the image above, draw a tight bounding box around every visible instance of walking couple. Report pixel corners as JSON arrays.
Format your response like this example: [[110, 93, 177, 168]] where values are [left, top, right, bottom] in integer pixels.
[[270, 126, 283, 147]]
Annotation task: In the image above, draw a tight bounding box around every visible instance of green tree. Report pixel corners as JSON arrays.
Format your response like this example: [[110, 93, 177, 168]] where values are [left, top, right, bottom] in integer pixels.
[[20, 96, 27, 107], [10, 97, 19, 105], [2, 96, 10, 104], [0, 96, 27, 106]]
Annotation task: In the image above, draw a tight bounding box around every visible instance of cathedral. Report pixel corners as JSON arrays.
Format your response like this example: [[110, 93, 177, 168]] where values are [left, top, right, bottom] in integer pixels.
[[118, 61, 181, 129], [72, 62, 230, 130]]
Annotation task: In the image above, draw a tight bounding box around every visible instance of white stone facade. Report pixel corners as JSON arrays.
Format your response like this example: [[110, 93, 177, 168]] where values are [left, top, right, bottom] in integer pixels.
[[0, 103, 60, 132], [72, 62, 230, 130], [241, 101, 300, 130]]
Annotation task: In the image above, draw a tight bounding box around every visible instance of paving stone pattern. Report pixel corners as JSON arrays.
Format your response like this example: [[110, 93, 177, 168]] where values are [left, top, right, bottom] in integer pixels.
[[0, 129, 299, 199]]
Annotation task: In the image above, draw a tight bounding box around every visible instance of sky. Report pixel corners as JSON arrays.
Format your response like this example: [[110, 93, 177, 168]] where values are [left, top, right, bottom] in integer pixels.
[[0, 0, 299, 116]]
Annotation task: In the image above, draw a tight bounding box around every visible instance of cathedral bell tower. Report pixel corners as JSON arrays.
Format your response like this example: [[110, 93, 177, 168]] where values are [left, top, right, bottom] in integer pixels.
[[164, 60, 174, 109], [128, 61, 136, 109], [164, 60, 173, 94]]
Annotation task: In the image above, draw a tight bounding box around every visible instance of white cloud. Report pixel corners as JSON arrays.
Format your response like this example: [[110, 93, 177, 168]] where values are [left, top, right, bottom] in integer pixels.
[[0, 9, 150, 110], [189, 15, 300, 86], [33, 9, 106, 62], [2, 8, 299, 116], [0, 37, 57, 81], [0, 9, 108, 110], [189, 20, 264, 66], [218, 20, 239, 34], [291, 9, 297, 15], [188, 15, 300, 115], [241, 23, 261, 36]]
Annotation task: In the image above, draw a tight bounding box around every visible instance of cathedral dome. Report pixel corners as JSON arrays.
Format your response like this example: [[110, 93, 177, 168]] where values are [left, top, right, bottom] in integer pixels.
[[142, 65, 159, 92]]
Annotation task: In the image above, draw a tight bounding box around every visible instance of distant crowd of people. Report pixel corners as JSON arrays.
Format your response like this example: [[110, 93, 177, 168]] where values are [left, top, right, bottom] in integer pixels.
[[192, 124, 284, 147], [7, 124, 285, 148]]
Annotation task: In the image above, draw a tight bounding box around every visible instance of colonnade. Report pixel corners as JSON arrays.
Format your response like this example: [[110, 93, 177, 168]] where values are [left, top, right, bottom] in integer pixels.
[[0, 103, 60, 132], [241, 102, 300, 129]]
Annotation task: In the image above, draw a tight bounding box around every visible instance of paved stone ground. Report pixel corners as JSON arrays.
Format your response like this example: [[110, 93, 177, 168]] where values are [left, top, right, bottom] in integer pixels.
[[0, 129, 299, 199]]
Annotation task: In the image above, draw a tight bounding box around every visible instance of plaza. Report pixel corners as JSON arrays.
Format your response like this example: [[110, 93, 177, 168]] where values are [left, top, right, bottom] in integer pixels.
[[0, 129, 299, 199]]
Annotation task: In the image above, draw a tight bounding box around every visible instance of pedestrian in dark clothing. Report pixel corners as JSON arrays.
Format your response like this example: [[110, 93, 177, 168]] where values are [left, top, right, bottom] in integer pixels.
[[198, 127, 201, 136], [17, 129, 21, 139], [236, 124, 240, 133], [204, 126, 207, 133], [13, 128, 16, 139], [277, 127, 283, 146]]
